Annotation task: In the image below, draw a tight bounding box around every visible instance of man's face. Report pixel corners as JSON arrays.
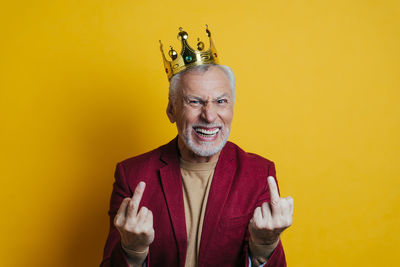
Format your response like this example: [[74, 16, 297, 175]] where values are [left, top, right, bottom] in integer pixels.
[[167, 66, 234, 159]]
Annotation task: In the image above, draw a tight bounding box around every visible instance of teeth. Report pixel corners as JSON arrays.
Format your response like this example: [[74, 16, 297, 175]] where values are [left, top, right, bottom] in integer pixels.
[[195, 128, 220, 135]]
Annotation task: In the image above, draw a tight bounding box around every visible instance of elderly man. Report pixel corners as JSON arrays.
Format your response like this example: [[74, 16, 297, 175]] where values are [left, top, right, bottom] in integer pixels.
[[101, 26, 293, 267]]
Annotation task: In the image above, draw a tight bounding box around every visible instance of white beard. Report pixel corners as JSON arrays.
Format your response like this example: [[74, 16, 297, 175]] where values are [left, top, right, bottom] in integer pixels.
[[180, 125, 230, 157]]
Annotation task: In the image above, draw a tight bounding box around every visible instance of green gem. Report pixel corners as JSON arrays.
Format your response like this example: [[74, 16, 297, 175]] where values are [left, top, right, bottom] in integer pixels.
[[185, 55, 192, 62]]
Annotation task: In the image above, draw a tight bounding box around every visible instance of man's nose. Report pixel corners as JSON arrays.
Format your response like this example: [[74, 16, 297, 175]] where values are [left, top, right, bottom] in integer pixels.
[[200, 102, 217, 123]]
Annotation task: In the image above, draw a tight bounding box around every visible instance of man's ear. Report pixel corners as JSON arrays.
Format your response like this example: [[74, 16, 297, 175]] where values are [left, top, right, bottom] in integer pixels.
[[166, 101, 176, 123]]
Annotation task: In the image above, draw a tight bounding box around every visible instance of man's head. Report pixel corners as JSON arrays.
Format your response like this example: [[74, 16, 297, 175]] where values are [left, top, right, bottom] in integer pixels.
[[166, 64, 235, 161]]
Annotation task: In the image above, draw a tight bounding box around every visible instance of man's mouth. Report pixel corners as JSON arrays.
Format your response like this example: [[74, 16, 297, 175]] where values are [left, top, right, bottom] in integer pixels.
[[193, 127, 220, 137]]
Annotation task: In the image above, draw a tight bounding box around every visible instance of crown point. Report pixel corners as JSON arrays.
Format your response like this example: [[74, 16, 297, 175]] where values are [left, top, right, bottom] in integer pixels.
[[206, 26, 211, 37], [178, 29, 188, 40]]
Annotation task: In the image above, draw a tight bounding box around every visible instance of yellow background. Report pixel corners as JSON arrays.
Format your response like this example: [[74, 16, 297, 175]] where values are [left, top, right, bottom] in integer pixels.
[[1, 1, 399, 266]]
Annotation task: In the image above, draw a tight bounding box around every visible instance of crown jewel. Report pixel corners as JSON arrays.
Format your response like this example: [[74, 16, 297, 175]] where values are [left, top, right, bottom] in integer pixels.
[[160, 25, 219, 80]]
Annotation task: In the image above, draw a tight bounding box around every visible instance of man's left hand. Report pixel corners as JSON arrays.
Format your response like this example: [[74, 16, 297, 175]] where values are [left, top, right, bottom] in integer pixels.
[[248, 176, 294, 248]]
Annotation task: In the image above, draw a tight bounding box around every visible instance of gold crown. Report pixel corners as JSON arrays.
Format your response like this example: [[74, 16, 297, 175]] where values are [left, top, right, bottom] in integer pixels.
[[159, 25, 219, 80]]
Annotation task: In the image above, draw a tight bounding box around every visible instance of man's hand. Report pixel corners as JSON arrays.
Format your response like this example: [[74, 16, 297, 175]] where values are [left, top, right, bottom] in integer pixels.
[[249, 176, 294, 249], [114, 181, 155, 259]]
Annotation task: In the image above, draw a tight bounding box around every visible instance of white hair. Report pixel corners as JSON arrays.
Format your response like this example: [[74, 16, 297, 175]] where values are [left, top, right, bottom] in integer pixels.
[[168, 64, 236, 104]]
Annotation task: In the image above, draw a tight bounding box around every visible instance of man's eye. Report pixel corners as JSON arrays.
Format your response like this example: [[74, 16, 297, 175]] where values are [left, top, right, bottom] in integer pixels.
[[189, 100, 201, 105], [217, 99, 228, 104]]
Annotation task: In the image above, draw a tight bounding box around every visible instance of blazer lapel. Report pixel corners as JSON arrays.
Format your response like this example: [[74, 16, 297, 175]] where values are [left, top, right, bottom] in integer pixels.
[[198, 142, 236, 264], [159, 138, 187, 267]]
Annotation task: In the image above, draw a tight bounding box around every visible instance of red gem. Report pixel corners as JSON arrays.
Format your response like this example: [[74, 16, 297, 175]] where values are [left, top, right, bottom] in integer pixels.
[[214, 53, 217, 57]]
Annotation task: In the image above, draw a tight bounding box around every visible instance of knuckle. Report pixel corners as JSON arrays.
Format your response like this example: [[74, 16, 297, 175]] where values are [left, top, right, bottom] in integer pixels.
[[142, 224, 150, 233], [281, 199, 289, 208], [278, 217, 291, 228], [254, 220, 263, 230], [258, 219, 270, 230], [253, 213, 261, 222], [124, 222, 137, 233], [145, 226, 154, 235], [271, 199, 280, 207], [133, 225, 144, 235], [140, 207, 148, 215], [113, 215, 119, 224], [129, 200, 136, 209], [122, 222, 132, 230], [125, 216, 137, 225], [278, 217, 286, 227], [265, 221, 275, 231]]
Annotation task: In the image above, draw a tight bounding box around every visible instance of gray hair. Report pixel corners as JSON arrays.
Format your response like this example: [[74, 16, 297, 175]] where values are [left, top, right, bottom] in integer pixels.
[[168, 64, 236, 104]]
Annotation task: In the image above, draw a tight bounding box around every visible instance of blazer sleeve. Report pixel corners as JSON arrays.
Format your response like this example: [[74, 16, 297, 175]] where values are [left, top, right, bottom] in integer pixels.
[[100, 163, 132, 267]]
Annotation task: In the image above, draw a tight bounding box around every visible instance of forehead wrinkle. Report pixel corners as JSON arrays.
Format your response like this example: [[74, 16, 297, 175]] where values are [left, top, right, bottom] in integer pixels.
[[179, 68, 232, 101], [182, 85, 231, 98]]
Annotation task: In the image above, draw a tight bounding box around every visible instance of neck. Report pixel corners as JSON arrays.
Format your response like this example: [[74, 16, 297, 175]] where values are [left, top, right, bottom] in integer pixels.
[[177, 136, 221, 163]]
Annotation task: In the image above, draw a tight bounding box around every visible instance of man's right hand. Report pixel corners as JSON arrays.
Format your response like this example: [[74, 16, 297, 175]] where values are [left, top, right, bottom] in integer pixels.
[[114, 181, 154, 259]]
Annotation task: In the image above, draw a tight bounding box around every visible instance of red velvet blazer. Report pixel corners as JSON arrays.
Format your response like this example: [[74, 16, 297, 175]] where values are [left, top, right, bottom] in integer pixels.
[[100, 138, 286, 267]]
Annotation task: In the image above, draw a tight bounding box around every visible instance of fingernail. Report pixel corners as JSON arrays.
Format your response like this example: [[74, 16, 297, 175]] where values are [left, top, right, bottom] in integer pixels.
[[139, 181, 145, 189]]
